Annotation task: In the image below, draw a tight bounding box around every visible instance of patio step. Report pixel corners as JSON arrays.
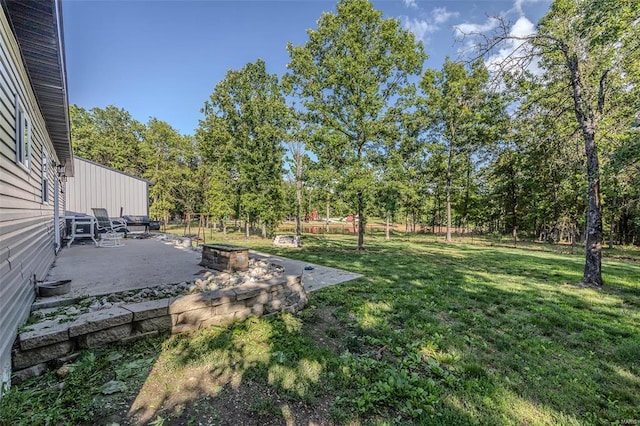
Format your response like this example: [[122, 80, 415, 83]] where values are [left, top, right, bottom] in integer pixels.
[[31, 295, 82, 311]]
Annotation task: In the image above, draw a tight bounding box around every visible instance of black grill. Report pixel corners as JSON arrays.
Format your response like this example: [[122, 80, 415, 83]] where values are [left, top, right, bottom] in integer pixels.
[[122, 215, 161, 232]]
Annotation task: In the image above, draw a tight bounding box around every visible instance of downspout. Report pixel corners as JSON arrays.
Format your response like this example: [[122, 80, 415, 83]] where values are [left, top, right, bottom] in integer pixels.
[[54, 175, 61, 253]]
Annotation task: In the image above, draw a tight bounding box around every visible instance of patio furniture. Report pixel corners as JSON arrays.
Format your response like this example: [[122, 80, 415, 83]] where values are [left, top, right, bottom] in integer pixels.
[[92, 208, 127, 247], [64, 214, 98, 247], [122, 214, 150, 234]]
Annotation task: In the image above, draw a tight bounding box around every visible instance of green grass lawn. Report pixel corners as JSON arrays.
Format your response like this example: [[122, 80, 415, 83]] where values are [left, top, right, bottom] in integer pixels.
[[2, 235, 639, 425]]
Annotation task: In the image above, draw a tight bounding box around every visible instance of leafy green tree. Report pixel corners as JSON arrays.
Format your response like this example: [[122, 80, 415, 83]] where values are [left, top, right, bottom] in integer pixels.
[[603, 115, 640, 245], [174, 158, 206, 221], [286, 0, 426, 250], [203, 162, 235, 233], [284, 107, 311, 236], [197, 59, 287, 238], [70, 106, 202, 224], [374, 150, 406, 239], [303, 126, 347, 233], [488, 0, 639, 285], [420, 59, 506, 242], [142, 118, 195, 224], [69, 105, 146, 177]]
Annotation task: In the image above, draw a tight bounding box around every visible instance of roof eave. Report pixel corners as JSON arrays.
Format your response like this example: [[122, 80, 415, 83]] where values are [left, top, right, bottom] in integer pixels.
[[3, 0, 74, 176]]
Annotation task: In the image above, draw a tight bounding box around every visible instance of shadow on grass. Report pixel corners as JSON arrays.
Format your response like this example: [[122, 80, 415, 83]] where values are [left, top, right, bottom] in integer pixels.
[[124, 314, 340, 425], [264, 235, 640, 424], [2, 234, 638, 425]]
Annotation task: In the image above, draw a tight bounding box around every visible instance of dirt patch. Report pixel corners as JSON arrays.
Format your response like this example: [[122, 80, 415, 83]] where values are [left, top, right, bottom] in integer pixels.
[[93, 360, 336, 426], [435, 312, 455, 325], [303, 306, 345, 354], [89, 305, 348, 425]]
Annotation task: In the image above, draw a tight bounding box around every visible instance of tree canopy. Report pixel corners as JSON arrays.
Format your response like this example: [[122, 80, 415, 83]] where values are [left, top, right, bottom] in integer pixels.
[[69, 0, 640, 280], [197, 59, 288, 237], [286, 0, 426, 250]]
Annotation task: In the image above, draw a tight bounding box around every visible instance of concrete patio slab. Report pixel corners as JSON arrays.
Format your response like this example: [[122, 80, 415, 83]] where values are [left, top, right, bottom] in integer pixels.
[[41, 237, 207, 308], [251, 251, 363, 293], [37, 237, 363, 310]]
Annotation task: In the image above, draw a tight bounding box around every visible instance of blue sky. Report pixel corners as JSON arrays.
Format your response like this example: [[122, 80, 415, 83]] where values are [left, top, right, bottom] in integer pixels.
[[63, 0, 551, 136]]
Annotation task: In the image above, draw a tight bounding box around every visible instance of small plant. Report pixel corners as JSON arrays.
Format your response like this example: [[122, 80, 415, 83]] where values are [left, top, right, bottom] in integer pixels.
[[250, 398, 281, 417], [326, 326, 340, 338]]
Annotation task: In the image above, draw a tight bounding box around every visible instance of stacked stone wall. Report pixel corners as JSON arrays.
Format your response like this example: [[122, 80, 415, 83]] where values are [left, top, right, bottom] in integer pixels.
[[12, 275, 306, 383]]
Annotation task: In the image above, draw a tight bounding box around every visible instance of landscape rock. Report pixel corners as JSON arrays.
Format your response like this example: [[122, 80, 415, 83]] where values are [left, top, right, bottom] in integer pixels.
[[56, 365, 72, 378], [11, 363, 48, 384], [273, 235, 302, 248], [135, 316, 172, 333], [55, 352, 81, 367], [172, 307, 212, 327]]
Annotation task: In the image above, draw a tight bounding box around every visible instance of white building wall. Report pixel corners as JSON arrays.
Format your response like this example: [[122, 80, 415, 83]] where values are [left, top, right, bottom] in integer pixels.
[[65, 157, 149, 217]]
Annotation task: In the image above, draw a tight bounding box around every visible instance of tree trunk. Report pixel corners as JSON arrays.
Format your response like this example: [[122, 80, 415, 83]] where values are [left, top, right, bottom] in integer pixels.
[[295, 207, 301, 236], [566, 54, 603, 286], [445, 144, 453, 243], [608, 206, 615, 249], [295, 178, 302, 237], [385, 212, 390, 240], [431, 196, 437, 233], [582, 130, 603, 286], [619, 212, 629, 245], [245, 215, 250, 238], [445, 179, 452, 242], [357, 189, 365, 250], [462, 156, 471, 235], [552, 182, 560, 244], [325, 195, 330, 233]]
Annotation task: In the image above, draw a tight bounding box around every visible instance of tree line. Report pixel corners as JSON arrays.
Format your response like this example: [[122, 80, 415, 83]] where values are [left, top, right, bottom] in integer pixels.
[[70, 0, 639, 287]]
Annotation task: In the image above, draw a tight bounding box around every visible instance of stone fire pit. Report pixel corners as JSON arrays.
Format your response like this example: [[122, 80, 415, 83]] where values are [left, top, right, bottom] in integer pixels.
[[200, 244, 249, 272]]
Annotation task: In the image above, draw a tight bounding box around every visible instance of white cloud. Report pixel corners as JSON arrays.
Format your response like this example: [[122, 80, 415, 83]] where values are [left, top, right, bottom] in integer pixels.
[[513, 0, 548, 16], [453, 17, 500, 37], [431, 7, 458, 25], [485, 16, 541, 76], [450, 0, 547, 79], [509, 15, 536, 38], [402, 0, 417, 9], [400, 6, 457, 42], [402, 16, 437, 41]]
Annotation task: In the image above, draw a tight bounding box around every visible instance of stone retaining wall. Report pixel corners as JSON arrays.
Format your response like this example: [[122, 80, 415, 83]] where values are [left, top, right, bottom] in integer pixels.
[[12, 274, 306, 383]]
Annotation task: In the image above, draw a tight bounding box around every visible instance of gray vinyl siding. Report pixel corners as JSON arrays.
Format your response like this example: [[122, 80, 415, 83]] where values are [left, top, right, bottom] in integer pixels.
[[66, 157, 149, 217], [0, 9, 62, 386], [58, 177, 66, 241]]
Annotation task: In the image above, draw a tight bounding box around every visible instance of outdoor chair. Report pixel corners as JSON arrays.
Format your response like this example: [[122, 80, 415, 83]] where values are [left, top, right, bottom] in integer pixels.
[[92, 208, 127, 247]]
